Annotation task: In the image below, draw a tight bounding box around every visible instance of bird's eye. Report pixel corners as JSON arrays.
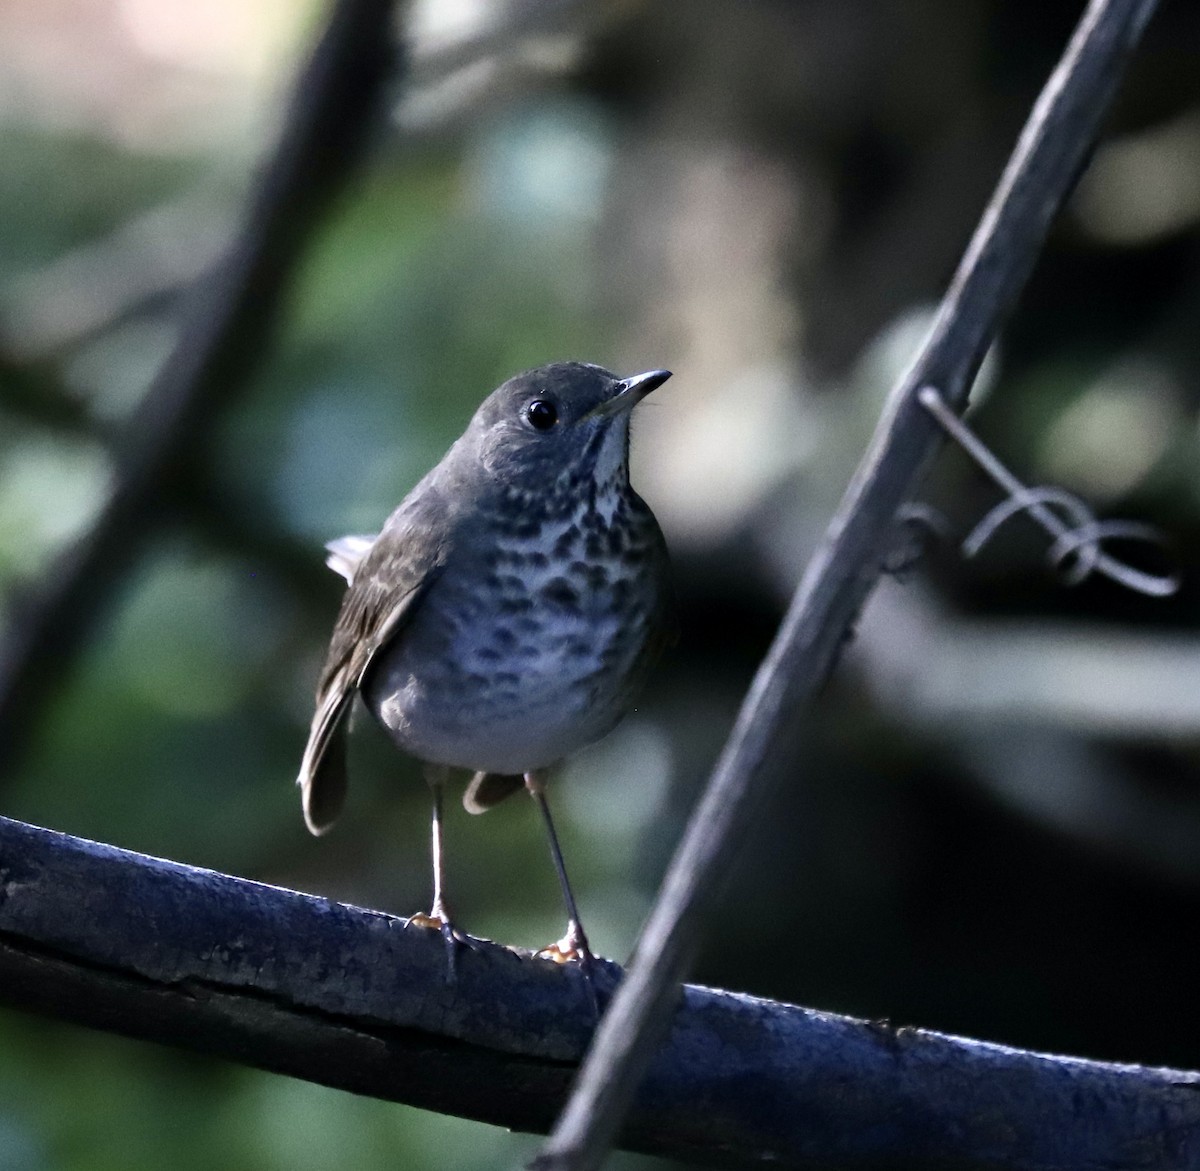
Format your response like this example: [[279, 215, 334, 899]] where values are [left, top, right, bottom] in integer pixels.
[[525, 399, 558, 431]]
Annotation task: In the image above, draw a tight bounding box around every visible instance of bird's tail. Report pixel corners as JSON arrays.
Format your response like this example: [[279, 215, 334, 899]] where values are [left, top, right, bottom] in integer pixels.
[[463, 771, 525, 813], [297, 685, 352, 835]]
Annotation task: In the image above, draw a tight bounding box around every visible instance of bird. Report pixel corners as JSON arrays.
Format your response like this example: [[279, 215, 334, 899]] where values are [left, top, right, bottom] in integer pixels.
[[297, 361, 674, 984]]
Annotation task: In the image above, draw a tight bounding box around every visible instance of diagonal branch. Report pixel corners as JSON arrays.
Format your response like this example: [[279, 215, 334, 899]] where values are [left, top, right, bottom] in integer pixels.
[[0, 0, 399, 776], [532, 1, 1164, 1168], [2, 815, 1198, 1170]]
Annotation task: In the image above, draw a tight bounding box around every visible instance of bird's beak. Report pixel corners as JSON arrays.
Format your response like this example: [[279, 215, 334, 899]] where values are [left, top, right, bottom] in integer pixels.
[[585, 369, 672, 421]]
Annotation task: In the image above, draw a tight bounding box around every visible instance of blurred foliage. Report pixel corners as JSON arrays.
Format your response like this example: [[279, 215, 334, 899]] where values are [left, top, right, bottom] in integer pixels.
[[3, 1, 1200, 1169]]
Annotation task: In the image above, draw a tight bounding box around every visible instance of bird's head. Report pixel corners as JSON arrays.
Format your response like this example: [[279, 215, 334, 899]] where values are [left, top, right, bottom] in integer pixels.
[[463, 362, 671, 494]]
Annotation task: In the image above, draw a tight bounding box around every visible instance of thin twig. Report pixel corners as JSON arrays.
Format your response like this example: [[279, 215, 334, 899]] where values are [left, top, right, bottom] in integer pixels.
[[531, 2, 1163, 1168], [0, 0, 400, 777], [2, 815, 1198, 1170]]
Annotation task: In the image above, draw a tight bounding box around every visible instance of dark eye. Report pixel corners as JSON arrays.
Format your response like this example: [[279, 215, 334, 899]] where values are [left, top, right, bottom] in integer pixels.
[[525, 399, 558, 431]]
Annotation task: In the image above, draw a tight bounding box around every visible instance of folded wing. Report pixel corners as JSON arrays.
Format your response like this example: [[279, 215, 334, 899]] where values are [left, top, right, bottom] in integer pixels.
[[298, 515, 445, 835]]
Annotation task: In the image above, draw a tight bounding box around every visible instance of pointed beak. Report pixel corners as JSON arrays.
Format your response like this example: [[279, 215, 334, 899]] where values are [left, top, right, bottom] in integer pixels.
[[585, 368, 672, 421]]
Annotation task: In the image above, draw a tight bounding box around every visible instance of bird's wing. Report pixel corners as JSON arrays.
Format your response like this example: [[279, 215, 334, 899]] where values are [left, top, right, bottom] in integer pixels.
[[298, 515, 446, 835]]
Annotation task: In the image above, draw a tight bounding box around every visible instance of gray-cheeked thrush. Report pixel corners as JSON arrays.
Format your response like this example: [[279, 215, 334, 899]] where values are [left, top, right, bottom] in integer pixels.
[[297, 362, 674, 983]]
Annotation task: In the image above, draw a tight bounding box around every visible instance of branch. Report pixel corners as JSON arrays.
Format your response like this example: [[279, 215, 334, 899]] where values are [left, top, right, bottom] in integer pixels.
[[0, 351, 97, 437], [1, 815, 1197, 1170], [533, 1, 1164, 1167], [0, 0, 399, 776]]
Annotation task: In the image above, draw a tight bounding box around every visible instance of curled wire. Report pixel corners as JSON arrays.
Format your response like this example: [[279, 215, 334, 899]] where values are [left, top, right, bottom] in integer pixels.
[[1046, 519, 1176, 594], [917, 385, 1180, 598]]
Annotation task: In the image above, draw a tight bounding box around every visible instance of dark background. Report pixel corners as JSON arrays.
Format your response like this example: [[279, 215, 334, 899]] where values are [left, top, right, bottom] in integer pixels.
[[2, 2, 1200, 1168]]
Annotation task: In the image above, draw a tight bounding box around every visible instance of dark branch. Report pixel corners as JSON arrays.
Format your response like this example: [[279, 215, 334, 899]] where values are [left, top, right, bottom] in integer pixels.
[[0, 352, 98, 438], [0, 0, 400, 776], [0, 353, 331, 613], [533, 2, 1164, 1168], [1, 815, 1198, 1171]]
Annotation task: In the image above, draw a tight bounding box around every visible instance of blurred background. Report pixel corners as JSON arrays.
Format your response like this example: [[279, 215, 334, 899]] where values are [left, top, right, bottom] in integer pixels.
[[3, 0, 1200, 1168]]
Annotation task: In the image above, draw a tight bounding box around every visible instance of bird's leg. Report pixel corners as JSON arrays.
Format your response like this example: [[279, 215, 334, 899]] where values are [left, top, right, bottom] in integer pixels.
[[527, 771, 600, 1011], [407, 765, 473, 980]]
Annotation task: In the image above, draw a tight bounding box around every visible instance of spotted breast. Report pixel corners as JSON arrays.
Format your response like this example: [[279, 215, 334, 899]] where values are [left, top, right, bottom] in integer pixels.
[[364, 483, 671, 776]]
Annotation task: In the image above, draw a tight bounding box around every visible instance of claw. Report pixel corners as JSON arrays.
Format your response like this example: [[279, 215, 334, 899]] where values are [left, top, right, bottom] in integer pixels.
[[536, 935, 588, 964], [406, 910, 477, 983], [536, 921, 600, 1018]]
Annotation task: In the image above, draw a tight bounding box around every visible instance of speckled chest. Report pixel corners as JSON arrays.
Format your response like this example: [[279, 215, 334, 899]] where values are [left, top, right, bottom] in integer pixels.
[[364, 481, 669, 773]]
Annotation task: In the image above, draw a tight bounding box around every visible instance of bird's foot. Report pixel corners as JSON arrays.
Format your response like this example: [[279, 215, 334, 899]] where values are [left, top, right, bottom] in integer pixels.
[[406, 909, 473, 944], [406, 909, 477, 983], [537, 921, 601, 1017], [536, 935, 589, 964], [536, 912, 593, 963]]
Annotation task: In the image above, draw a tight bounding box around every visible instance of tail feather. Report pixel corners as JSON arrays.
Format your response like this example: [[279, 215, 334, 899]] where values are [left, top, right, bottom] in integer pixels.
[[298, 686, 352, 835], [463, 771, 525, 813]]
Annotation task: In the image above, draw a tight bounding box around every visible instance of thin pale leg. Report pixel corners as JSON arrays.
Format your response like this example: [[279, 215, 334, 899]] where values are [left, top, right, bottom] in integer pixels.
[[526, 771, 599, 1011], [407, 765, 472, 979]]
